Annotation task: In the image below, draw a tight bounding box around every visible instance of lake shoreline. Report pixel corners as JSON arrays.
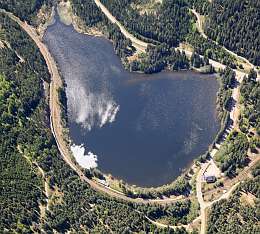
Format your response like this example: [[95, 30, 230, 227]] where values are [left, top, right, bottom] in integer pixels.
[[43, 10, 221, 193]]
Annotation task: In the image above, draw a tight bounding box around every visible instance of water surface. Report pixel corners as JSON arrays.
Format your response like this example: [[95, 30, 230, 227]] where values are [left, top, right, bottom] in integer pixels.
[[44, 18, 220, 187]]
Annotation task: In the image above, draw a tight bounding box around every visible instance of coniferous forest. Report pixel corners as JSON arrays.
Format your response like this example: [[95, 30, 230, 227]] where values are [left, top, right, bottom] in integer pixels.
[[205, 0, 260, 66], [0, 0, 52, 24], [0, 0, 259, 233], [0, 5, 191, 234], [207, 170, 260, 234]]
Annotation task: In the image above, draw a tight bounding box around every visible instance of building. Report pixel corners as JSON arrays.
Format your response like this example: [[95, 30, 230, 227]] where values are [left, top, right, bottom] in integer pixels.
[[97, 179, 109, 187], [204, 175, 216, 183]]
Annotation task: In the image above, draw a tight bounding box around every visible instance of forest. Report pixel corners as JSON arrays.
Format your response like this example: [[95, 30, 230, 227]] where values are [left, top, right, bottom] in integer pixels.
[[72, 0, 136, 61], [207, 170, 260, 233], [186, 31, 237, 68], [215, 131, 249, 177], [0, 11, 194, 233], [184, 0, 210, 14], [0, 11, 49, 232], [128, 44, 190, 73], [0, 0, 52, 24], [216, 67, 235, 116], [137, 199, 199, 226], [212, 67, 235, 144], [205, 0, 260, 66], [1, 0, 259, 232], [239, 69, 260, 135], [71, 0, 259, 71], [97, 0, 238, 68], [186, 0, 260, 66], [100, 0, 193, 47], [72, 0, 199, 73]]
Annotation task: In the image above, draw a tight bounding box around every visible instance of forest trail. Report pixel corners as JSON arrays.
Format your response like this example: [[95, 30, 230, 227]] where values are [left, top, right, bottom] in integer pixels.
[[145, 215, 188, 230], [3, 9, 193, 206], [34, 162, 50, 211], [93, 0, 257, 78], [94, 0, 148, 52], [191, 9, 258, 75], [197, 153, 260, 234], [3, 7, 259, 233], [17, 145, 50, 219], [191, 9, 207, 39]]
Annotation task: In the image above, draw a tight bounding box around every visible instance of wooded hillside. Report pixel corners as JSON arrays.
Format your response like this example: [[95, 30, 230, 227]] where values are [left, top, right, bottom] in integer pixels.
[[0, 11, 191, 233], [205, 0, 260, 65]]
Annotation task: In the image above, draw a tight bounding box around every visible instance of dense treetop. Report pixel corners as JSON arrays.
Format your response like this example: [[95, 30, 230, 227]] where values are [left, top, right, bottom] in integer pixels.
[[205, 0, 260, 66], [100, 0, 193, 47], [240, 70, 260, 135], [0, 0, 259, 232], [207, 174, 260, 233], [0, 0, 51, 24], [0, 11, 192, 233], [1, 0, 259, 66], [215, 131, 249, 177]]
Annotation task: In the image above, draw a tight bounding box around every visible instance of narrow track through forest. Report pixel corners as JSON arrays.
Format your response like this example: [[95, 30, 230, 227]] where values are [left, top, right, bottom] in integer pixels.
[[2, 4, 259, 233]]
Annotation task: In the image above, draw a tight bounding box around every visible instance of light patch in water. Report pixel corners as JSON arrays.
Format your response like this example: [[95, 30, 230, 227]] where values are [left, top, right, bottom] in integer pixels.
[[71, 144, 98, 169], [100, 104, 120, 127], [68, 79, 119, 130]]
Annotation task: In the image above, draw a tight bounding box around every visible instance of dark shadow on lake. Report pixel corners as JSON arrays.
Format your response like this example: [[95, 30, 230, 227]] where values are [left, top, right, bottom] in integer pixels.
[[43, 17, 220, 187]]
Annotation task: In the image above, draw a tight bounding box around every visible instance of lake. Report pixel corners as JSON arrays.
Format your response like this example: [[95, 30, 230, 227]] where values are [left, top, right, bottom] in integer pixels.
[[44, 17, 220, 187]]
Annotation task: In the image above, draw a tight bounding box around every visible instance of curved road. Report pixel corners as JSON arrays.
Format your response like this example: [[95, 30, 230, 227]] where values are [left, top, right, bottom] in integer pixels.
[[91, 2, 259, 233], [3, 5, 259, 233], [3, 9, 190, 206], [94, 0, 148, 52], [191, 9, 207, 39], [191, 9, 257, 73]]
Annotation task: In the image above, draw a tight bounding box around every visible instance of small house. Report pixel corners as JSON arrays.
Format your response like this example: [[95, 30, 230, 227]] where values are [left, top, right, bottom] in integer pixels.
[[97, 179, 109, 187], [205, 175, 216, 183]]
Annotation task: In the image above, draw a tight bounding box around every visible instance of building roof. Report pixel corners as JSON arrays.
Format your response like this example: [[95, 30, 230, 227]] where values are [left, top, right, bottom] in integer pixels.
[[205, 175, 216, 183]]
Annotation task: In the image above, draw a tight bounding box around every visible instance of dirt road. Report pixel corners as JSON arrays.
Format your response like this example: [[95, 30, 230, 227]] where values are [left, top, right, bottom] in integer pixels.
[[145, 215, 189, 230], [191, 9, 207, 39], [4, 7, 259, 233], [94, 0, 257, 77], [196, 162, 241, 234], [196, 163, 210, 234], [4, 10, 192, 206], [94, 0, 148, 52], [191, 9, 257, 73]]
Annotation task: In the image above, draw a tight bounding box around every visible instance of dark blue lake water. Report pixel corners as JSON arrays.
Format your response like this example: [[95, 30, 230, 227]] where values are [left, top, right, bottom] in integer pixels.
[[44, 18, 220, 187]]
